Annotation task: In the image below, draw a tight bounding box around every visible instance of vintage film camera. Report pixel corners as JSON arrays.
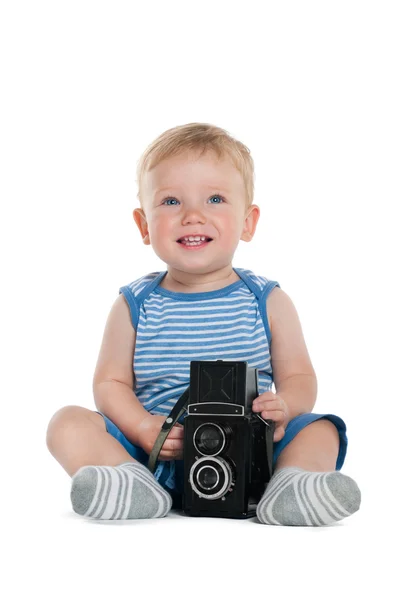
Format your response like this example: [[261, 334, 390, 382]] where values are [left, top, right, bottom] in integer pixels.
[[148, 360, 275, 519]]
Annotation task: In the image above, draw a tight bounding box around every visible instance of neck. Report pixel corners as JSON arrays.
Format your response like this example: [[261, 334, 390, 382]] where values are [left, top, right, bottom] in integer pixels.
[[161, 265, 239, 293]]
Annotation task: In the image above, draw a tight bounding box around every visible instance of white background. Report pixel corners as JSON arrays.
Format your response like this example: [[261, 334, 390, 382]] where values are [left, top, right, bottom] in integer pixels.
[[1, 1, 397, 598]]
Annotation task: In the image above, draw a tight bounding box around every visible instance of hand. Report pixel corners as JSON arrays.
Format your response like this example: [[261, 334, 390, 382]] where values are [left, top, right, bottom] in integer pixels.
[[252, 392, 290, 442], [135, 414, 184, 461]]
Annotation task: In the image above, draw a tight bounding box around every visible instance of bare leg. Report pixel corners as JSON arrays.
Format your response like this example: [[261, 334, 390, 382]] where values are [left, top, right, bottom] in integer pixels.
[[257, 419, 361, 526], [46, 405, 173, 519], [275, 418, 340, 472], [46, 405, 137, 477]]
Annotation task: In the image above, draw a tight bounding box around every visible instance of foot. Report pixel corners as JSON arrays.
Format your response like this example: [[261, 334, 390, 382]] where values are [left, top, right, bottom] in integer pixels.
[[256, 467, 361, 526], [71, 461, 172, 519]]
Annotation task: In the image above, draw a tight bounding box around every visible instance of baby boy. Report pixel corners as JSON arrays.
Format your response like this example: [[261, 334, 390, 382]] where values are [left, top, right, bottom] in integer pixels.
[[46, 122, 361, 525]]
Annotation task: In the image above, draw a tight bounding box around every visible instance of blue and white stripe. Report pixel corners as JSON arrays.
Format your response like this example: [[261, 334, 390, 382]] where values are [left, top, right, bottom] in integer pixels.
[[120, 268, 280, 421]]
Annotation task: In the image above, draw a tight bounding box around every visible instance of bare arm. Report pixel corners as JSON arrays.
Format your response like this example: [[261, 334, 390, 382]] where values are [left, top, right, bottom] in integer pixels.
[[92, 294, 150, 445], [275, 374, 317, 421], [267, 287, 318, 420], [94, 380, 150, 446]]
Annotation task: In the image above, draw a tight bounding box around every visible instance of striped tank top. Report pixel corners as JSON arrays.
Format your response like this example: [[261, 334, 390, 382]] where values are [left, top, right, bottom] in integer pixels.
[[119, 267, 280, 425]]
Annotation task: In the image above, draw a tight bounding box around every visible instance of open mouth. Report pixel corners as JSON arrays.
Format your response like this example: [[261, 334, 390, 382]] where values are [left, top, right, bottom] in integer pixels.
[[177, 237, 213, 247]]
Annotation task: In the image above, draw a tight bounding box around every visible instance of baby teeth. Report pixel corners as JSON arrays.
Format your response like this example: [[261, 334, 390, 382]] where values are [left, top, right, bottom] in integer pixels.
[[180, 235, 209, 246]]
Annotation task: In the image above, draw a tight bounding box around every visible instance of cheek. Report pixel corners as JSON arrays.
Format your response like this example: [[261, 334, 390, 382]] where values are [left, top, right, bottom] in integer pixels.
[[150, 216, 175, 241], [221, 217, 244, 240]]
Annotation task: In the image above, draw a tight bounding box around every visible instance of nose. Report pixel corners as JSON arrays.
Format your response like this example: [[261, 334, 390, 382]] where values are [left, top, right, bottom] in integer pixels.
[[181, 207, 206, 225]]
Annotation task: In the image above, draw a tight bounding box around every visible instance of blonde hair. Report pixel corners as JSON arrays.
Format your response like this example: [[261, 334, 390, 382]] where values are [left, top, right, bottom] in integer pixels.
[[136, 122, 255, 210]]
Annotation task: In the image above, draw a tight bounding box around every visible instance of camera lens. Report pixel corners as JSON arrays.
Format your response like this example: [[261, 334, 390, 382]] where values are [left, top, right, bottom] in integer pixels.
[[193, 423, 226, 456], [189, 456, 234, 500], [200, 429, 220, 452], [197, 466, 219, 490]]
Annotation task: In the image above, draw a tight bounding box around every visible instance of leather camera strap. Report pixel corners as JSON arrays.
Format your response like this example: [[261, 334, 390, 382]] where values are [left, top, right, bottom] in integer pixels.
[[147, 387, 190, 473]]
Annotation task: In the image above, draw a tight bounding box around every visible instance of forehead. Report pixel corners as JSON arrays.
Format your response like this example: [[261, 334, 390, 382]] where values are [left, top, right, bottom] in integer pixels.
[[143, 150, 244, 196]]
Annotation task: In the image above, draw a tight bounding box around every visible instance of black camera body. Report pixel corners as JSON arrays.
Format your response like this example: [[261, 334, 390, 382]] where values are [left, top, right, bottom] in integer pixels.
[[181, 360, 275, 519]]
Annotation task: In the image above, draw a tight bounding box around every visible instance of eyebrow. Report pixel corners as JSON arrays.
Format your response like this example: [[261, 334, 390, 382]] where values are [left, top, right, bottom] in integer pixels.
[[154, 184, 231, 196]]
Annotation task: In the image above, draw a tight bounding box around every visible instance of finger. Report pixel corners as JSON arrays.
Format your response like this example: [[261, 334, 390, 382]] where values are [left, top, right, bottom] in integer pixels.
[[168, 427, 185, 438], [159, 454, 175, 461], [252, 400, 281, 411], [164, 437, 184, 452], [273, 425, 285, 442], [258, 409, 286, 422], [160, 449, 183, 460]]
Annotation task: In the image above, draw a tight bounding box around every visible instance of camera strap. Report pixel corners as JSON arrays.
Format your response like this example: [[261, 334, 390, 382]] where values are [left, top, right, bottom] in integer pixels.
[[147, 386, 190, 473]]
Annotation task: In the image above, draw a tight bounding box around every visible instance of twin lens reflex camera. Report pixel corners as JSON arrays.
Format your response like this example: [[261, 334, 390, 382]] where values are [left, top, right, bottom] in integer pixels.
[[148, 360, 275, 519]]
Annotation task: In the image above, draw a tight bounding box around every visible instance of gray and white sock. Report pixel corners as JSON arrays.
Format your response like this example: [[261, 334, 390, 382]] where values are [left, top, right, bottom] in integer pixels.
[[71, 461, 172, 520], [256, 467, 361, 526]]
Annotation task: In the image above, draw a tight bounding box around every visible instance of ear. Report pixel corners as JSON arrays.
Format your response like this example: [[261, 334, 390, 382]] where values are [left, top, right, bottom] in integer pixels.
[[240, 204, 260, 242], [133, 208, 151, 245]]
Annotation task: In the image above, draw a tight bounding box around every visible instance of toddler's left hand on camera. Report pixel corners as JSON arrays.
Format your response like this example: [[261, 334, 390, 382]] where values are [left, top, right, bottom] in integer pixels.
[[252, 392, 290, 442]]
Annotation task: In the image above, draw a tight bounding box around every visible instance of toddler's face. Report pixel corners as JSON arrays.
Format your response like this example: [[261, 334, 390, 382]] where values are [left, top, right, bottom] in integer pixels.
[[133, 150, 259, 275]]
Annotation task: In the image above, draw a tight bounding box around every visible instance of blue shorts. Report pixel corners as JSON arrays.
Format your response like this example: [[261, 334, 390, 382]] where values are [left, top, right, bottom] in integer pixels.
[[96, 411, 348, 508]]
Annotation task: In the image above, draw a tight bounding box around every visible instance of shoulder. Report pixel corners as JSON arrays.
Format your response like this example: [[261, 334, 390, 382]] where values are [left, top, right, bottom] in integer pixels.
[[237, 267, 273, 290], [120, 271, 161, 297], [236, 268, 283, 335], [266, 286, 300, 336], [119, 271, 162, 330], [237, 268, 280, 301]]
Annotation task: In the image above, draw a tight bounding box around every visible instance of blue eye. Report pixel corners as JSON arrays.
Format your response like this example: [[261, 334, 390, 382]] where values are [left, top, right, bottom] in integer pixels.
[[162, 195, 225, 206]]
